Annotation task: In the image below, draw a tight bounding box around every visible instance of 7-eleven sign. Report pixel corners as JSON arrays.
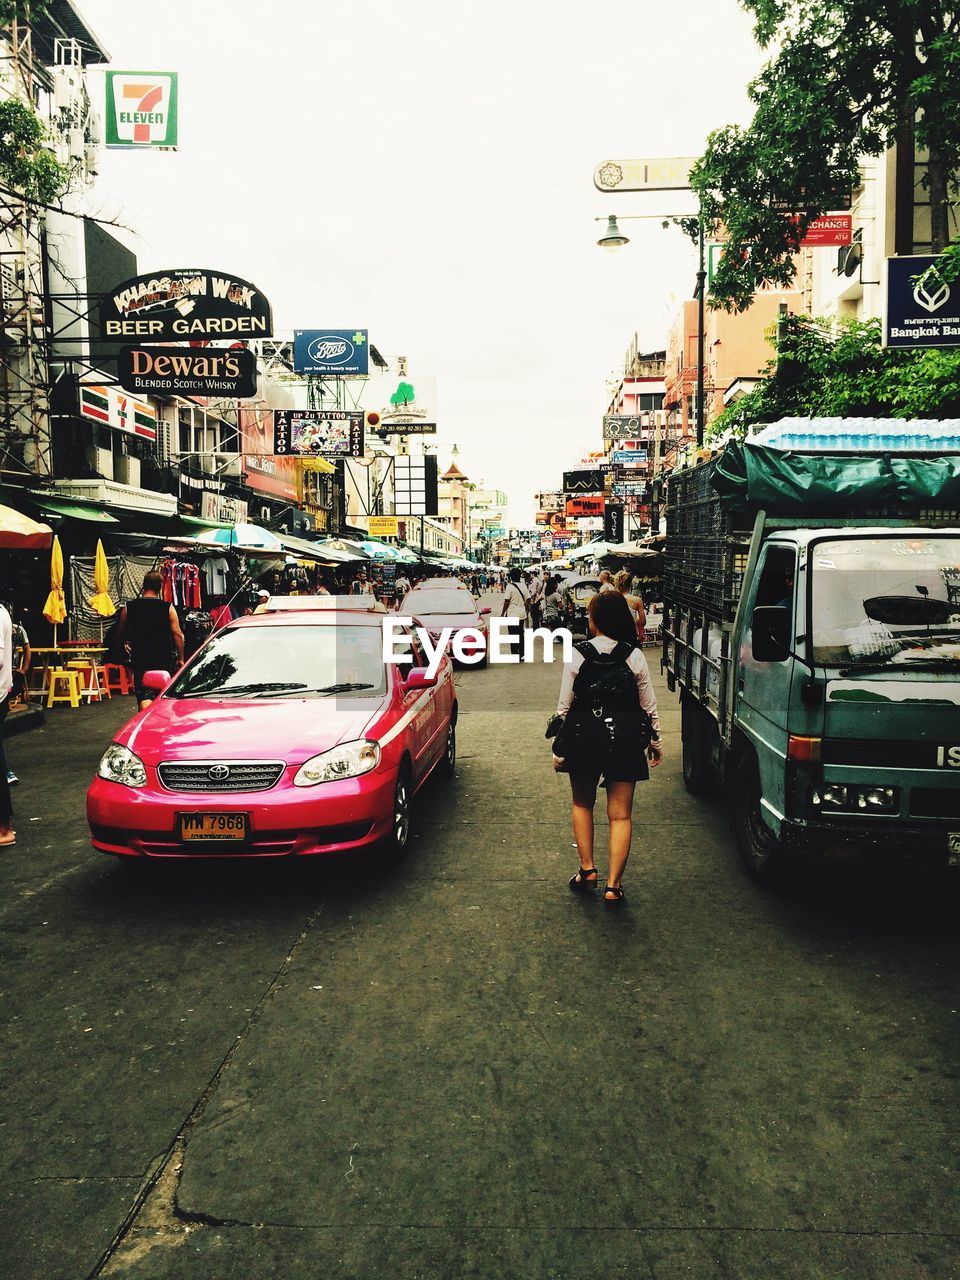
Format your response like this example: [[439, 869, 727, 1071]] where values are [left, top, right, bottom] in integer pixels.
[[105, 72, 178, 148]]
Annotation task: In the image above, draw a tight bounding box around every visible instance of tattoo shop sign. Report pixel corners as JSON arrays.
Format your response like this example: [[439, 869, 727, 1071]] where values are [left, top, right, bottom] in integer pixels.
[[100, 270, 273, 341], [273, 409, 365, 457], [118, 346, 258, 397], [884, 255, 960, 349]]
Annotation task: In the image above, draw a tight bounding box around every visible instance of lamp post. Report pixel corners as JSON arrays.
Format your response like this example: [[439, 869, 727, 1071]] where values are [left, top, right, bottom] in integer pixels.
[[596, 210, 706, 449]]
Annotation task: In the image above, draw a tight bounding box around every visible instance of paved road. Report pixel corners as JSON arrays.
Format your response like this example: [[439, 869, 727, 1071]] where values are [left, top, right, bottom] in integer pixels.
[[2, 655, 958, 1279]]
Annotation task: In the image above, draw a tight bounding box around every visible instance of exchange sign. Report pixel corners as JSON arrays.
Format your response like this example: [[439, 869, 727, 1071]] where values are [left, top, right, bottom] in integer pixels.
[[884, 255, 960, 349], [118, 346, 257, 398], [101, 270, 273, 341], [273, 410, 364, 457], [293, 330, 368, 376]]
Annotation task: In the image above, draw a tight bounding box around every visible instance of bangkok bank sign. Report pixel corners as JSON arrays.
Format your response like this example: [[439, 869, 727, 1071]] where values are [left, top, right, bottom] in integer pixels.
[[99, 269, 273, 341], [105, 72, 179, 148]]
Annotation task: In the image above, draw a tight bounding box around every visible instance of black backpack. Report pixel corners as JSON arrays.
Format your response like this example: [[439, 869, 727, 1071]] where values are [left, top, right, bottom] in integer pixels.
[[558, 641, 653, 763]]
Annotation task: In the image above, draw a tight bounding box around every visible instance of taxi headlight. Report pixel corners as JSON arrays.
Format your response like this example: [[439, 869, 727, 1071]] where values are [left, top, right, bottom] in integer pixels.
[[293, 740, 380, 787], [97, 743, 147, 789]]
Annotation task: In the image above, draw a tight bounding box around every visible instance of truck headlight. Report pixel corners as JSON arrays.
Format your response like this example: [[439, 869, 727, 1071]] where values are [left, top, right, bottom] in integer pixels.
[[293, 740, 380, 787], [97, 743, 147, 789], [816, 784, 849, 809], [856, 787, 899, 813]]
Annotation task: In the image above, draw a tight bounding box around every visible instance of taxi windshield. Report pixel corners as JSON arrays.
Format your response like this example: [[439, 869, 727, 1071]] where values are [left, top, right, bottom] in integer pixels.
[[811, 536, 960, 669], [167, 624, 387, 698], [404, 590, 476, 615]]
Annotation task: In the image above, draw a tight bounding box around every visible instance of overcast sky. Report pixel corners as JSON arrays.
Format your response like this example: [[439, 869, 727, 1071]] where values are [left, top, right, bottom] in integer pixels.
[[80, 1, 762, 524]]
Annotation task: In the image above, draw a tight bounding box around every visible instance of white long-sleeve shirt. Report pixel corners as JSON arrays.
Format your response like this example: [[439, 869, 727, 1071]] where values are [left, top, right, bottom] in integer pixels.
[[556, 635, 661, 743], [0, 605, 12, 701]]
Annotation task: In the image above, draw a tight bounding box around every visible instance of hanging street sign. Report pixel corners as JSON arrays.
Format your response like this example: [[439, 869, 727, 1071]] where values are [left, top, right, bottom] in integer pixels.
[[884, 254, 960, 349], [105, 71, 179, 148], [603, 414, 649, 440], [293, 330, 369, 376], [368, 516, 399, 538], [100, 270, 273, 340], [79, 383, 157, 441], [363, 374, 437, 434], [272, 409, 364, 457], [563, 468, 605, 493], [593, 156, 697, 193], [117, 345, 258, 398], [610, 449, 648, 466], [797, 214, 852, 247]]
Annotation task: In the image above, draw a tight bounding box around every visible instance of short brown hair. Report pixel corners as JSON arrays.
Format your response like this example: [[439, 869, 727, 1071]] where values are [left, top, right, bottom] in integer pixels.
[[143, 570, 163, 594], [588, 588, 637, 647]]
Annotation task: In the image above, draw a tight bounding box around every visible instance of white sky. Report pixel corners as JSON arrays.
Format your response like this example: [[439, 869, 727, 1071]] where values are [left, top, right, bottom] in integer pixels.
[[80, 0, 762, 525]]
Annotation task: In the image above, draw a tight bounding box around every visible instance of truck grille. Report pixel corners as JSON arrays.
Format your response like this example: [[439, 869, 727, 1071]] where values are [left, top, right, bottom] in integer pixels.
[[909, 789, 960, 819], [822, 740, 923, 768], [158, 761, 285, 793]]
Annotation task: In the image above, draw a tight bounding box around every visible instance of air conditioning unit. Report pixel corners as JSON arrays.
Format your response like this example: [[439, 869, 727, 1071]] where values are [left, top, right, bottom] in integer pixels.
[[215, 453, 242, 477], [114, 454, 140, 487], [85, 444, 114, 480]]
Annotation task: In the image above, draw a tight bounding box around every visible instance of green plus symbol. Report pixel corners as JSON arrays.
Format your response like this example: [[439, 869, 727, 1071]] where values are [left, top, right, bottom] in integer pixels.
[[352, 331, 365, 346]]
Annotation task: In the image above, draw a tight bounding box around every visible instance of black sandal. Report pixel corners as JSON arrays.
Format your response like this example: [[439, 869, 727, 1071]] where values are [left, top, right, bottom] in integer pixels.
[[603, 884, 625, 906], [569, 867, 598, 892]]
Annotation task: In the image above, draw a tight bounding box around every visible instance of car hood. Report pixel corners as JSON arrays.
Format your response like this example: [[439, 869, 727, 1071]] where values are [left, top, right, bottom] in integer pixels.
[[411, 612, 482, 630], [120, 693, 390, 763]]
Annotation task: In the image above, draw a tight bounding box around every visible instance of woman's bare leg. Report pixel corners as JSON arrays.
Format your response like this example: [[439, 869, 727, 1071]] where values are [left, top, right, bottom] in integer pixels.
[[570, 773, 598, 876], [605, 780, 636, 895]]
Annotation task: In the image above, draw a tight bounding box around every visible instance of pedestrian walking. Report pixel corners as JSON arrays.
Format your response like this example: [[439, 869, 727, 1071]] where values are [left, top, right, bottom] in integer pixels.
[[542, 574, 563, 626], [116, 570, 185, 711], [500, 568, 529, 660], [614, 569, 647, 641], [551, 590, 662, 905], [0, 601, 17, 845], [598, 569, 615, 593]]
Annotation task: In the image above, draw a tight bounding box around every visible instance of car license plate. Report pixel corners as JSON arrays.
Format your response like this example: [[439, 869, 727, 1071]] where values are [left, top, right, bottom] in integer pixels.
[[179, 812, 249, 843], [949, 833, 960, 867]]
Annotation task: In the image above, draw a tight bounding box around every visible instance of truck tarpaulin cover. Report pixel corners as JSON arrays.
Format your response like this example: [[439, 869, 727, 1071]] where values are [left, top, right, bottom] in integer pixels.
[[712, 442, 960, 511]]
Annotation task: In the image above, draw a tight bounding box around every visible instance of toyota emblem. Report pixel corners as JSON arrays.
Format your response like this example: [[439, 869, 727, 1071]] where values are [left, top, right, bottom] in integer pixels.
[[208, 764, 231, 781]]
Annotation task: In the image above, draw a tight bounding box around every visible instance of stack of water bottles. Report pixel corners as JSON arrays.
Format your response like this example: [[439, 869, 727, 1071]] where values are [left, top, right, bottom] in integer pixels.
[[751, 418, 960, 453]]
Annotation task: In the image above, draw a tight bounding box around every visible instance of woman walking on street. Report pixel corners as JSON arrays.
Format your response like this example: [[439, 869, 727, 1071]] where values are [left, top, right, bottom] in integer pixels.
[[614, 568, 647, 641], [552, 591, 662, 905]]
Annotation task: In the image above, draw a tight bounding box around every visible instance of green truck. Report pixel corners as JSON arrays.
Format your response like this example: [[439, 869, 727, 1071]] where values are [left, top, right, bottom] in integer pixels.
[[662, 425, 960, 885]]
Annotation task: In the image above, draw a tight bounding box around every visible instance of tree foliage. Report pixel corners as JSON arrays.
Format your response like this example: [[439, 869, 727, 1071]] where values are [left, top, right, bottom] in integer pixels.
[[690, 1, 960, 311], [0, 2, 52, 25], [711, 314, 960, 438], [0, 97, 69, 204]]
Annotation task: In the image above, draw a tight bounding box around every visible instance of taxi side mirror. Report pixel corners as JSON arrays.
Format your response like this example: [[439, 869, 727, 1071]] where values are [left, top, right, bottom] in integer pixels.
[[141, 669, 171, 692], [404, 667, 438, 690]]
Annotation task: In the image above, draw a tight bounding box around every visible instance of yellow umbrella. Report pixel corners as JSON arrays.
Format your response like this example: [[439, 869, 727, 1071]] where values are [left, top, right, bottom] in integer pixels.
[[42, 534, 67, 644], [89, 538, 116, 617]]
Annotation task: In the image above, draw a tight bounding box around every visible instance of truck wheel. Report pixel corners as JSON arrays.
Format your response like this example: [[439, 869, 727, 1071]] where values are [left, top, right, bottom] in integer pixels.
[[681, 692, 716, 796], [732, 752, 790, 889]]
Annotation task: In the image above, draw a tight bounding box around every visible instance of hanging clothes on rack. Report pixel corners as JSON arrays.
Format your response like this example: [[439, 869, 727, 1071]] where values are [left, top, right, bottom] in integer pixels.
[[160, 560, 202, 609]]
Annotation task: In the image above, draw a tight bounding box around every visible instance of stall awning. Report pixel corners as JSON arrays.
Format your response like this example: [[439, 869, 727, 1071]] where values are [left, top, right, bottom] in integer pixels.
[[0, 503, 53, 549], [279, 533, 359, 563], [29, 494, 119, 524]]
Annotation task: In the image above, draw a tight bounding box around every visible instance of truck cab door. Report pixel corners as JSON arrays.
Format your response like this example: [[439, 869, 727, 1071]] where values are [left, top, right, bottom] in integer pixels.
[[737, 544, 799, 826]]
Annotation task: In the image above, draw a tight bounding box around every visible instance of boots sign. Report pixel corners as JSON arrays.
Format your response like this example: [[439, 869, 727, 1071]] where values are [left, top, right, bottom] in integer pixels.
[[100, 270, 273, 341], [118, 345, 258, 397]]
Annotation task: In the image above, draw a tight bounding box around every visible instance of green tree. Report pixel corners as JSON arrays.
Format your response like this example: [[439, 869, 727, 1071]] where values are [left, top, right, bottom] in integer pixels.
[[0, 97, 69, 204], [711, 314, 960, 438], [690, 1, 960, 311]]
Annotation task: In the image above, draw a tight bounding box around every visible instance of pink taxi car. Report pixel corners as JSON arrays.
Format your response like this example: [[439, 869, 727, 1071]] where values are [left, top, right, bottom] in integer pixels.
[[86, 601, 456, 861]]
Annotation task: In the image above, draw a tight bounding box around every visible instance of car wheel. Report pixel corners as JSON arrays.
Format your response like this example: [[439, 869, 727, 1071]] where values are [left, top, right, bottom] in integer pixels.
[[384, 766, 412, 861], [732, 751, 790, 889], [437, 718, 456, 780]]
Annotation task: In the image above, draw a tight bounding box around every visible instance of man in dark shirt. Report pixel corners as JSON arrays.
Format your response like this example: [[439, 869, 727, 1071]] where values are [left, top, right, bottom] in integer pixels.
[[116, 570, 185, 710]]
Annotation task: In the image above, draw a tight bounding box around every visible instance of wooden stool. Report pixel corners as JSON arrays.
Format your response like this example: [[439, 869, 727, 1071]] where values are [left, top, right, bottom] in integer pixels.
[[67, 659, 105, 703], [100, 663, 132, 696], [46, 669, 81, 709]]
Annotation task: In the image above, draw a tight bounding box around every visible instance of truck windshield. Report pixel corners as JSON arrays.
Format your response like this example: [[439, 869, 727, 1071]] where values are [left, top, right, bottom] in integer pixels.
[[811, 536, 960, 669]]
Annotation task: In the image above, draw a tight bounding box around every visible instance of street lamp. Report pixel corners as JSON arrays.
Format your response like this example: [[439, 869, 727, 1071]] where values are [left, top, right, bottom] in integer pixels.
[[594, 210, 706, 448]]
